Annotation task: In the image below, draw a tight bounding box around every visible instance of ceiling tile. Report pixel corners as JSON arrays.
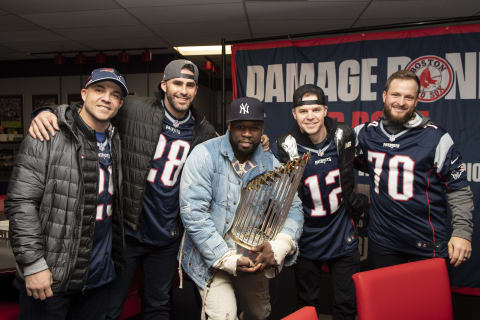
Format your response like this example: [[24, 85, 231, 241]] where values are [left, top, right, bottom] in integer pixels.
[[128, 3, 245, 24], [0, 30, 66, 42], [150, 21, 249, 41], [56, 25, 156, 41], [307, 0, 368, 2], [20, 9, 139, 29], [164, 34, 251, 46], [246, 1, 367, 19], [4, 40, 89, 54], [0, 44, 20, 53], [0, 0, 121, 14], [251, 19, 352, 36], [353, 18, 426, 28], [0, 15, 43, 32], [0, 53, 36, 60], [79, 37, 169, 51], [151, 21, 250, 44], [361, 0, 480, 19], [117, 0, 242, 7]]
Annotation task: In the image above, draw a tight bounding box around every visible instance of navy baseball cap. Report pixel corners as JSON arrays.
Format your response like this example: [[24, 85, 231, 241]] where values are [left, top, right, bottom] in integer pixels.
[[85, 68, 128, 97], [228, 97, 265, 123]]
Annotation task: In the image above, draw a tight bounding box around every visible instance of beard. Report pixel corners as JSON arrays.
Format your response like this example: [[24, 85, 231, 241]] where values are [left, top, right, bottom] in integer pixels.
[[229, 134, 261, 160], [166, 89, 192, 114], [383, 105, 415, 126]]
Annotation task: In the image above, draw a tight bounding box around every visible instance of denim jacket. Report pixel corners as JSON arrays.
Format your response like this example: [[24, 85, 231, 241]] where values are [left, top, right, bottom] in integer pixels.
[[179, 133, 304, 289]]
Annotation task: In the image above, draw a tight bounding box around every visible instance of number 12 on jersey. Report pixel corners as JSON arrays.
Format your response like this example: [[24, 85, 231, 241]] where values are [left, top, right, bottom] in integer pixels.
[[304, 169, 342, 217]]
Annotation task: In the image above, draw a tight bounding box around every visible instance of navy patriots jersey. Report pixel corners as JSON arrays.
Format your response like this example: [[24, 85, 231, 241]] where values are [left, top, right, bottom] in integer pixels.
[[87, 132, 115, 288], [128, 104, 194, 245], [355, 120, 468, 258], [296, 139, 358, 261]]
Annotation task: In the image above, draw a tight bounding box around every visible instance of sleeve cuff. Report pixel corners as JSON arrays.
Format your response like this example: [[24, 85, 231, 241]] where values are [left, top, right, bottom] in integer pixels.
[[23, 258, 49, 276], [213, 250, 241, 276], [270, 233, 296, 266], [451, 230, 472, 242]]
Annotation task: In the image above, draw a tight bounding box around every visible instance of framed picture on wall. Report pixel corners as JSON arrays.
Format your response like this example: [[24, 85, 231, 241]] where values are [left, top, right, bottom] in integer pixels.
[[67, 94, 82, 106], [0, 95, 23, 131], [32, 94, 58, 113]]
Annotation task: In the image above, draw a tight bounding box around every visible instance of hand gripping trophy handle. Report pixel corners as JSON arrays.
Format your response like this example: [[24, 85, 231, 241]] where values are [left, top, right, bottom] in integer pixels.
[[228, 153, 310, 255]]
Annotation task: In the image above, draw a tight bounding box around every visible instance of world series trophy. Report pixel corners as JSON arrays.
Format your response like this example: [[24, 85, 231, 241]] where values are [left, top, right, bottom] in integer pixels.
[[229, 151, 310, 258]]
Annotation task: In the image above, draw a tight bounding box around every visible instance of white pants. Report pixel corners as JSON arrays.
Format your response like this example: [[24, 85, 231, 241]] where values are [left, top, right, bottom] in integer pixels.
[[198, 270, 271, 320]]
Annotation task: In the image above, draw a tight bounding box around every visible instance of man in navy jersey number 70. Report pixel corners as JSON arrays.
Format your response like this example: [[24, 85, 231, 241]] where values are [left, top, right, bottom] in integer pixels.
[[274, 84, 369, 320], [6, 68, 126, 319], [354, 70, 474, 270]]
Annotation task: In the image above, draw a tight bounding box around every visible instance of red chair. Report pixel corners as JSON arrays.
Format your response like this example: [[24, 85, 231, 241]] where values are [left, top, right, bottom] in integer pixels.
[[0, 302, 19, 320], [281, 306, 318, 320], [352, 258, 452, 320]]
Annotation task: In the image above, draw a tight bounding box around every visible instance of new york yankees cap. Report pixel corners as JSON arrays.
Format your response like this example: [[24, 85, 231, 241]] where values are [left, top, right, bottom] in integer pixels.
[[85, 68, 128, 97], [293, 84, 325, 108], [228, 97, 265, 123], [163, 59, 199, 84]]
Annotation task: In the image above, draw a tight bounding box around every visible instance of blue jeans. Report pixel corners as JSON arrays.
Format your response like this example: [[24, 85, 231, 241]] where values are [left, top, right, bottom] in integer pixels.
[[107, 236, 180, 320]]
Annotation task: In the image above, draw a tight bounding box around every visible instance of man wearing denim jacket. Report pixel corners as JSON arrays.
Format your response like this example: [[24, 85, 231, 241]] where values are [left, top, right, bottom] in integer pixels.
[[179, 97, 304, 320]]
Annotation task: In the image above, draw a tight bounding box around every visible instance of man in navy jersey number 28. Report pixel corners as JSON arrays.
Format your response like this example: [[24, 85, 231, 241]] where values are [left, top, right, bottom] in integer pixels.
[[7, 68, 126, 319], [274, 84, 369, 320], [355, 70, 474, 270]]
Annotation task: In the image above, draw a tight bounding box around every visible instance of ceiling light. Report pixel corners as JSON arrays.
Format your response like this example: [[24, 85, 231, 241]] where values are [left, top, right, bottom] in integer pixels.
[[173, 45, 232, 56]]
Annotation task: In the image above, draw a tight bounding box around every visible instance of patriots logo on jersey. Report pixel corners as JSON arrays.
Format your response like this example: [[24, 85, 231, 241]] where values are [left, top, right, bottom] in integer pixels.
[[451, 164, 466, 180], [383, 142, 400, 149], [314, 157, 332, 165], [97, 139, 108, 152], [166, 124, 181, 135]]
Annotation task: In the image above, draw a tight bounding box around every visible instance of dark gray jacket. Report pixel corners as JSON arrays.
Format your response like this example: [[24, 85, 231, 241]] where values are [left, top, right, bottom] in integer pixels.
[[6, 104, 124, 293], [114, 91, 216, 231]]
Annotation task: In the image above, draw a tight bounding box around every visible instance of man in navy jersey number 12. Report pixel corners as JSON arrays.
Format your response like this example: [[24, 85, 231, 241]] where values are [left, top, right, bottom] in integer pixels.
[[6, 68, 126, 319], [274, 84, 369, 320], [355, 70, 474, 270]]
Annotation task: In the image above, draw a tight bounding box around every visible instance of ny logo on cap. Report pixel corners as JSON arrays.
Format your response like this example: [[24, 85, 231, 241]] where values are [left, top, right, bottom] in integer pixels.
[[239, 103, 249, 114]]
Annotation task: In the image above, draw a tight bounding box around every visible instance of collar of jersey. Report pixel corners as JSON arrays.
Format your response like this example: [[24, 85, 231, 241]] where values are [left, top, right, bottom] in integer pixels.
[[162, 99, 192, 126]]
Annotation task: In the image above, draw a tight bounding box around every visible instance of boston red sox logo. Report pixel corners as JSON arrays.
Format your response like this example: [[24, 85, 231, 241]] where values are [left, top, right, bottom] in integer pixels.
[[405, 55, 454, 103]]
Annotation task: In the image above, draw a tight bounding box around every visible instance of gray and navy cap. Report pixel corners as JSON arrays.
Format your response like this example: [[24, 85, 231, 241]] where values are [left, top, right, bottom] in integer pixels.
[[293, 84, 325, 108], [228, 97, 265, 123], [163, 59, 199, 84], [85, 68, 128, 97]]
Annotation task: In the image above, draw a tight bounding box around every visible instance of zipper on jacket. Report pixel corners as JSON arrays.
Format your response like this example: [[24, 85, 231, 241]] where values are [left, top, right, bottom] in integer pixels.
[[62, 143, 83, 292]]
